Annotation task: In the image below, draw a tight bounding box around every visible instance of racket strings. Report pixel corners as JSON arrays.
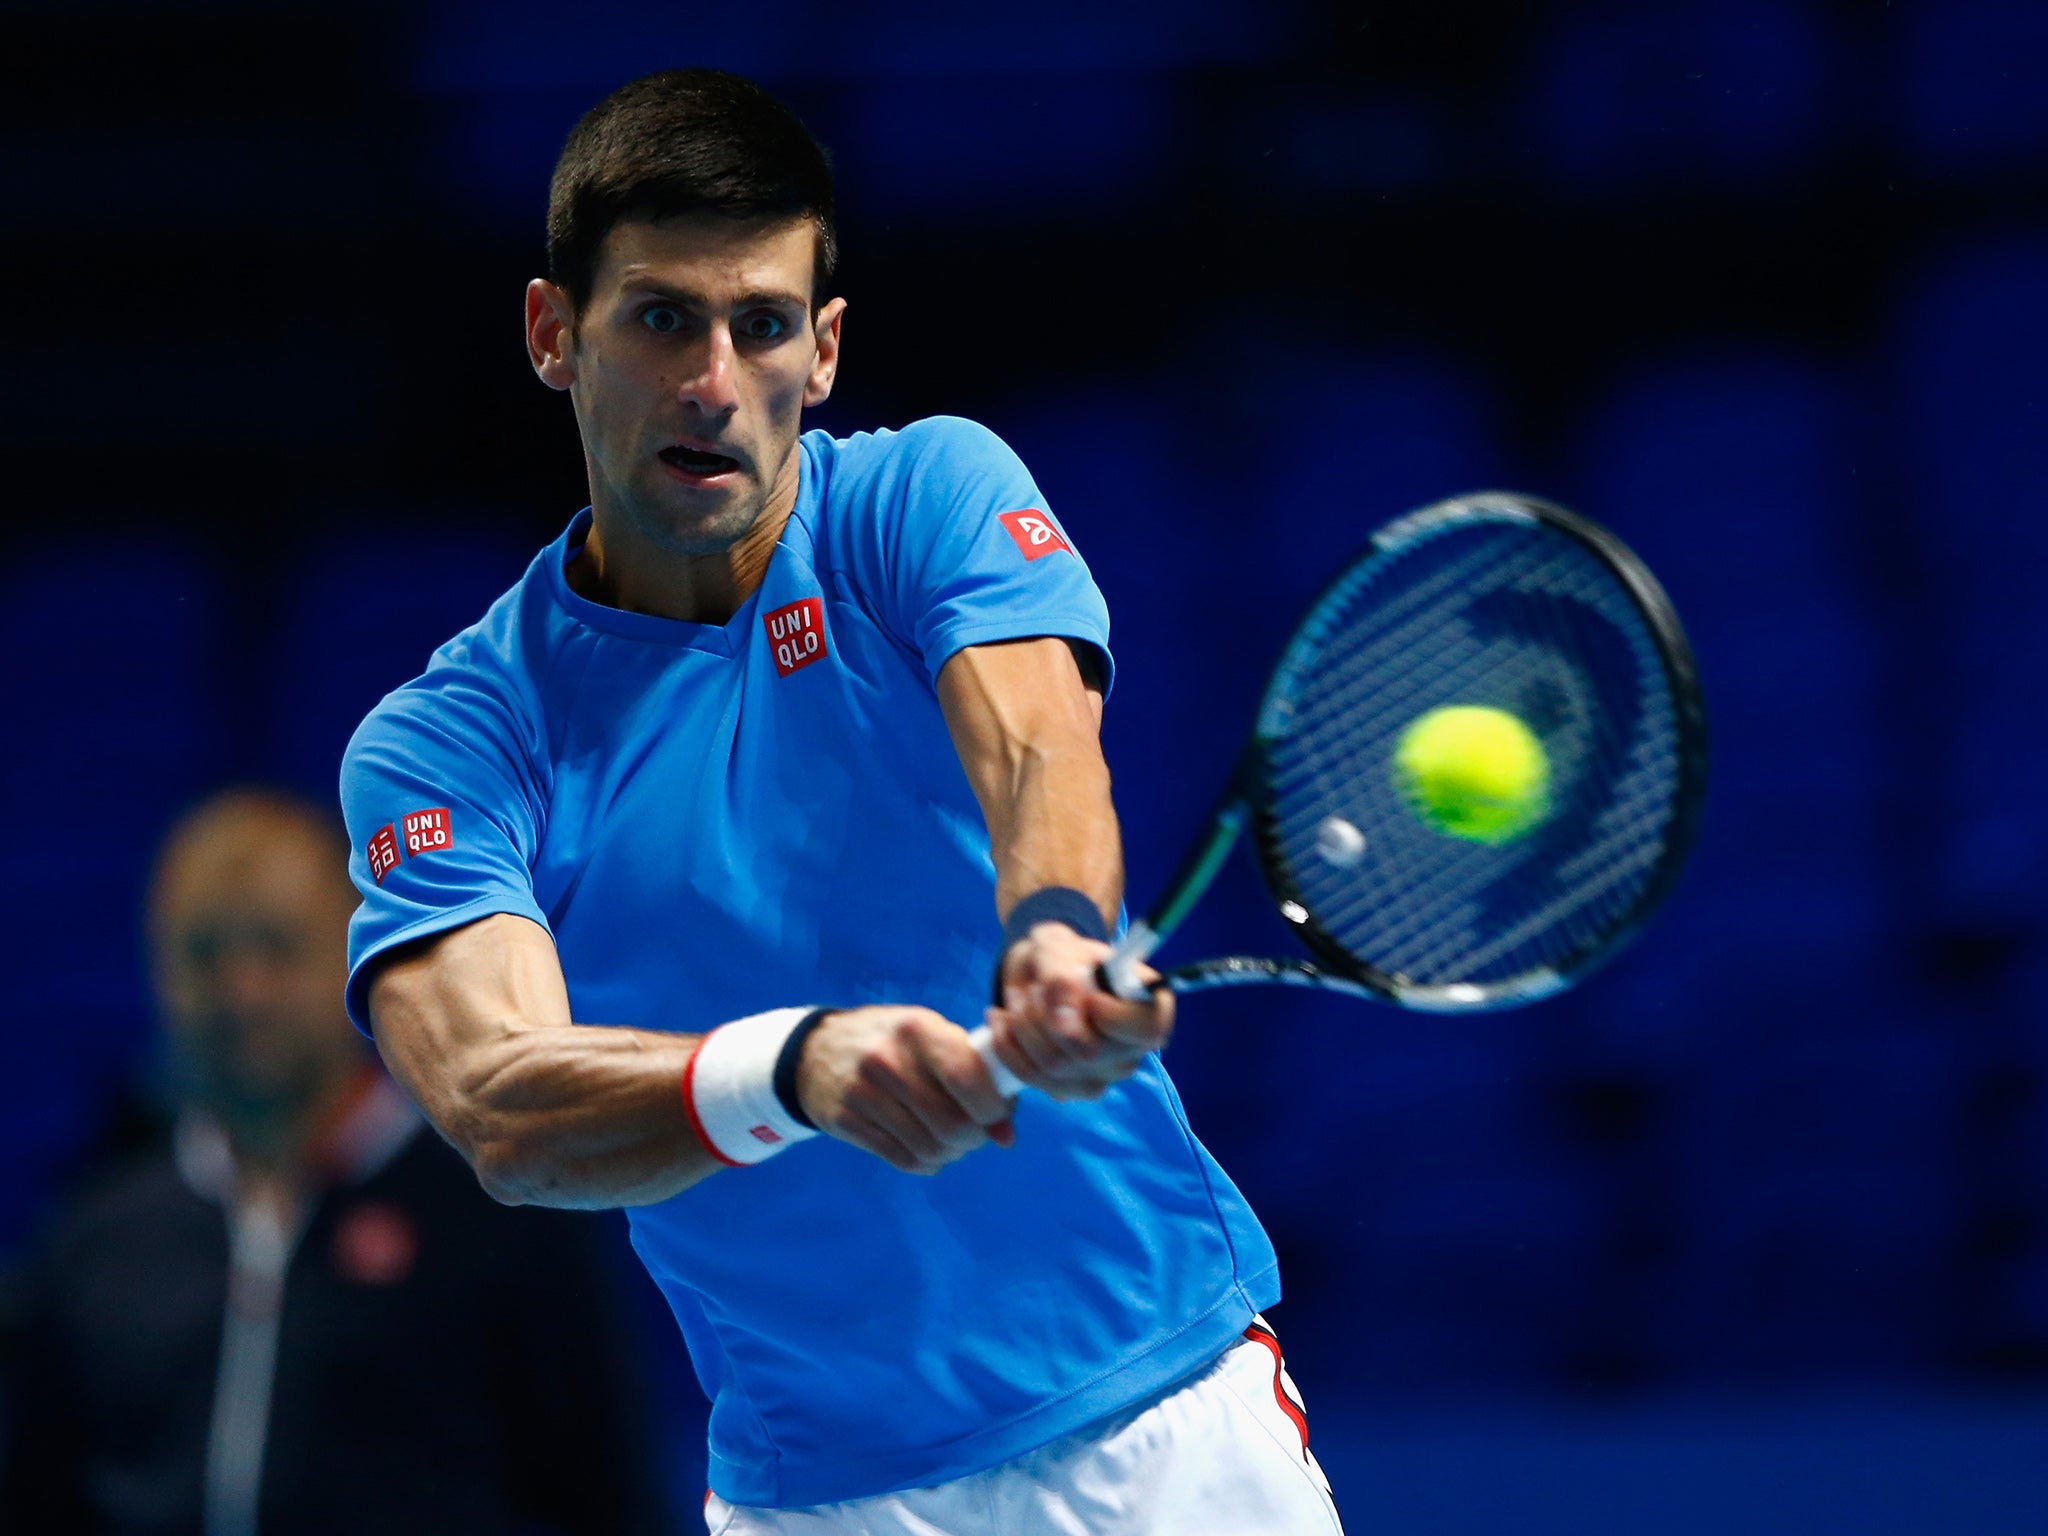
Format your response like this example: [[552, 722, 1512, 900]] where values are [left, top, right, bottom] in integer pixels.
[[1302, 580, 1670, 979], [1335, 637, 1664, 978], [1260, 516, 1686, 988]]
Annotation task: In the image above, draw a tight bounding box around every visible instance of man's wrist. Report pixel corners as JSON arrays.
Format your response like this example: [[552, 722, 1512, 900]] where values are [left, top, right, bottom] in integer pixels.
[[680, 1007, 829, 1167], [992, 887, 1109, 1001], [1001, 886, 1110, 948], [772, 1007, 833, 1130]]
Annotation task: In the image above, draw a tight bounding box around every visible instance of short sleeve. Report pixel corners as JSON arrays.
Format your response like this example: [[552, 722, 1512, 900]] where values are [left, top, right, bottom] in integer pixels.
[[339, 677, 551, 1034], [877, 416, 1114, 690]]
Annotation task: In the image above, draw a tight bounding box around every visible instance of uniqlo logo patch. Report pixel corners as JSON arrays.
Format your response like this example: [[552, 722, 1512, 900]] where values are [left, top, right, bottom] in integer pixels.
[[764, 597, 827, 678], [402, 807, 452, 857], [749, 1124, 783, 1146], [366, 824, 401, 885], [999, 509, 1072, 561]]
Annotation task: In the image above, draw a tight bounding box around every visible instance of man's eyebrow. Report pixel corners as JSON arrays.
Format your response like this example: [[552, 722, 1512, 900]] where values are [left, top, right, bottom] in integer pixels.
[[616, 277, 807, 310], [616, 277, 703, 306], [737, 289, 809, 310]]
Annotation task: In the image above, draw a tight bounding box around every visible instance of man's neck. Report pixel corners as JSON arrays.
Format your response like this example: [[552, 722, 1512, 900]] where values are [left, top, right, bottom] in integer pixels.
[[219, 1065, 376, 1192], [573, 444, 802, 626]]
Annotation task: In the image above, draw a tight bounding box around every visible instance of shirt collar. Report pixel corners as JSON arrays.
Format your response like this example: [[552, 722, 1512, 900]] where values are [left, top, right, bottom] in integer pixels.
[[173, 1070, 421, 1206]]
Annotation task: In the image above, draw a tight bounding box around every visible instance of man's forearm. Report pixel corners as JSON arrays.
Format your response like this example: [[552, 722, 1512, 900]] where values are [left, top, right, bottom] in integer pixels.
[[989, 741, 1123, 927], [368, 915, 724, 1210], [935, 637, 1123, 928], [372, 914, 1013, 1200], [428, 1020, 721, 1209]]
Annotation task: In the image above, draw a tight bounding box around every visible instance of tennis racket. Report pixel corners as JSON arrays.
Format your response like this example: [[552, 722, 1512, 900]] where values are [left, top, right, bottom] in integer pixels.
[[969, 491, 1707, 1095]]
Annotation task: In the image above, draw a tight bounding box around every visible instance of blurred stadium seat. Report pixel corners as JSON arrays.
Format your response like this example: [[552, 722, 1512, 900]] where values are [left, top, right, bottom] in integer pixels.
[[1891, 234, 2048, 938], [836, 70, 1177, 217], [1658, 1025, 1961, 1378], [1519, 0, 1833, 189], [1191, 343, 1510, 618], [410, 0, 1304, 221], [267, 520, 533, 798], [1342, 1168, 1611, 1391], [1231, 1022, 1608, 1392], [0, 537, 224, 1254], [1553, 349, 1947, 1380], [1568, 348, 1891, 1013], [1899, 0, 2048, 177]]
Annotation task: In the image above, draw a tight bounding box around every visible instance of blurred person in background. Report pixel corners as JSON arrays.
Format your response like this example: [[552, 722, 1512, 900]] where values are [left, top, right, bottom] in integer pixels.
[[0, 788, 678, 1536]]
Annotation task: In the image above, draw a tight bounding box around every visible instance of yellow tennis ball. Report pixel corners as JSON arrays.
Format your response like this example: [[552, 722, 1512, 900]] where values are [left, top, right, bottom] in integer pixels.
[[1392, 705, 1551, 845]]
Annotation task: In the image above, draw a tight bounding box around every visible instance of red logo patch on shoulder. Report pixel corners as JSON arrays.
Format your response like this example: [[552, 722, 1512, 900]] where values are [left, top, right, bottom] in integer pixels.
[[999, 509, 1072, 561], [402, 807, 452, 857], [366, 824, 401, 885], [764, 597, 828, 678]]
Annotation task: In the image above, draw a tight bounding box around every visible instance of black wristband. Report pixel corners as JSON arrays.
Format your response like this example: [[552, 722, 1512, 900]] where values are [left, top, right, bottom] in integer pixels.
[[992, 887, 1110, 1002], [770, 1008, 833, 1130], [1002, 886, 1111, 948]]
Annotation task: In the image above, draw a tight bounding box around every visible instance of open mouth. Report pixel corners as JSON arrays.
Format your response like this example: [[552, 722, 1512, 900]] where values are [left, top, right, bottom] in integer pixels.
[[659, 445, 741, 478]]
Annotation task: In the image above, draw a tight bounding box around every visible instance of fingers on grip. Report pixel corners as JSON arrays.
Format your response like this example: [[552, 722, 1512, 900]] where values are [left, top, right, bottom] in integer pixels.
[[1094, 959, 1170, 1002]]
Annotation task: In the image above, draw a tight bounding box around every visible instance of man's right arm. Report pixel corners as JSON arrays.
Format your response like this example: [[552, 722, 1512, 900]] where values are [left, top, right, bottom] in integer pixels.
[[367, 913, 1015, 1209]]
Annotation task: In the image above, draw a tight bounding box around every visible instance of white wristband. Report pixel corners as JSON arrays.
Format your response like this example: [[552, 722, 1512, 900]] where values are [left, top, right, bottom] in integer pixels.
[[681, 1007, 824, 1166]]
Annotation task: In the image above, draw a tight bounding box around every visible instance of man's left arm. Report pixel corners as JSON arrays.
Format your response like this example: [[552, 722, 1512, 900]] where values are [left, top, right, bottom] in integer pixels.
[[937, 635, 1173, 1100]]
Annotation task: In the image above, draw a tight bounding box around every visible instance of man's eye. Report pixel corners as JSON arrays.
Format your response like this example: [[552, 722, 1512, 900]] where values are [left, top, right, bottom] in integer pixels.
[[741, 313, 788, 342], [642, 306, 685, 334]]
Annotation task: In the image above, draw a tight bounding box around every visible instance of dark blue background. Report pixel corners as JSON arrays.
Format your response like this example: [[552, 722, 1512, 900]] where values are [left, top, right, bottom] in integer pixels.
[[4, 2, 2047, 1529]]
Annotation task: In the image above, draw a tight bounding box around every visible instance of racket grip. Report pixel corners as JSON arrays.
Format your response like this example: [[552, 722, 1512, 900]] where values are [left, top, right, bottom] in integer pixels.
[[1093, 961, 1175, 1001], [965, 1023, 1026, 1098], [1096, 921, 1166, 1002]]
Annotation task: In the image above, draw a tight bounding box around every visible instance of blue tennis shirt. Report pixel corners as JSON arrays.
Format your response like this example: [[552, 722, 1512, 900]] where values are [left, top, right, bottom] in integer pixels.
[[340, 415, 1279, 1508]]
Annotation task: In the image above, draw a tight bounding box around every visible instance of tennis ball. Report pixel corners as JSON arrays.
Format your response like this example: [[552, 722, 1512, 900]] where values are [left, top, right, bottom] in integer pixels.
[[1392, 705, 1551, 845]]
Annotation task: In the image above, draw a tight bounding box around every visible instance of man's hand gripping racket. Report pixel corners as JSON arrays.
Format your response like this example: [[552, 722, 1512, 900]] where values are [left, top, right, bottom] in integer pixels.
[[974, 922, 1172, 1101], [967, 491, 1709, 1098]]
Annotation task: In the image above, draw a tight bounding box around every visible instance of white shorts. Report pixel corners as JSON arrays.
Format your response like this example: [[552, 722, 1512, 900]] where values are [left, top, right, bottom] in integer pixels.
[[704, 1317, 1344, 1535]]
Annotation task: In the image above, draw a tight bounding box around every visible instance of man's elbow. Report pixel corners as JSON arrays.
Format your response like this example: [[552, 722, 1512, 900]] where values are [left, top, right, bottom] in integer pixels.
[[429, 1073, 550, 1206], [448, 1092, 565, 1207], [469, 1135, 541, 1205]]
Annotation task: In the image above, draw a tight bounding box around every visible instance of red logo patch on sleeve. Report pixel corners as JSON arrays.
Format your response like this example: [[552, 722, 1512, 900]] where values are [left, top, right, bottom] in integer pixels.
[[366, 824, 401, 885], [763, 597, 828, 678], [402, 807, 452, 857], [998, 509, 1073, 561]]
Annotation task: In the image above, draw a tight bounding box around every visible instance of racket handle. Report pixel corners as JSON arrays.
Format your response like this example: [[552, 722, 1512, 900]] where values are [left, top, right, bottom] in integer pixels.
[[1096, 921, 1165, 1002], [965, 1023, 1026, 1099]]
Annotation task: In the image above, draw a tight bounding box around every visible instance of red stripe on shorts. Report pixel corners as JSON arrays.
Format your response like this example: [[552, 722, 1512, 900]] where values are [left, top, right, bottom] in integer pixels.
[[1242, 1322, 1310, 1456]]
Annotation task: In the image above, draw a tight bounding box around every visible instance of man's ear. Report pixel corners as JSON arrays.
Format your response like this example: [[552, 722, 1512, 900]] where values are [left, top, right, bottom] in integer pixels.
[[526, 279, 578, 391], [804, 296, 847, 408]]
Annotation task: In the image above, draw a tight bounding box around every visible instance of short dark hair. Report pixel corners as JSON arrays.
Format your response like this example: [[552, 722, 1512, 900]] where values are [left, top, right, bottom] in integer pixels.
[[547, 68, 838, 311]]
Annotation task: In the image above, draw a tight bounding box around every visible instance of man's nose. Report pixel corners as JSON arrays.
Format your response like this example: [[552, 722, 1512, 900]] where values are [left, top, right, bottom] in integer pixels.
[[677, 324, 741, 417]]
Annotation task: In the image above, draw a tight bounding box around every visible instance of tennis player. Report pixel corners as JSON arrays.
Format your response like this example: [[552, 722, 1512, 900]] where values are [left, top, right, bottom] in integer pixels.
[[343, 69, 1342, 1535]]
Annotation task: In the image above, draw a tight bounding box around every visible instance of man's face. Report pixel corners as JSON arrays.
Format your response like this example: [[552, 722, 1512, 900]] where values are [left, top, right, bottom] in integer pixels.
[[150, 813, 363, 1122], [537, 215, 844, 559]]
